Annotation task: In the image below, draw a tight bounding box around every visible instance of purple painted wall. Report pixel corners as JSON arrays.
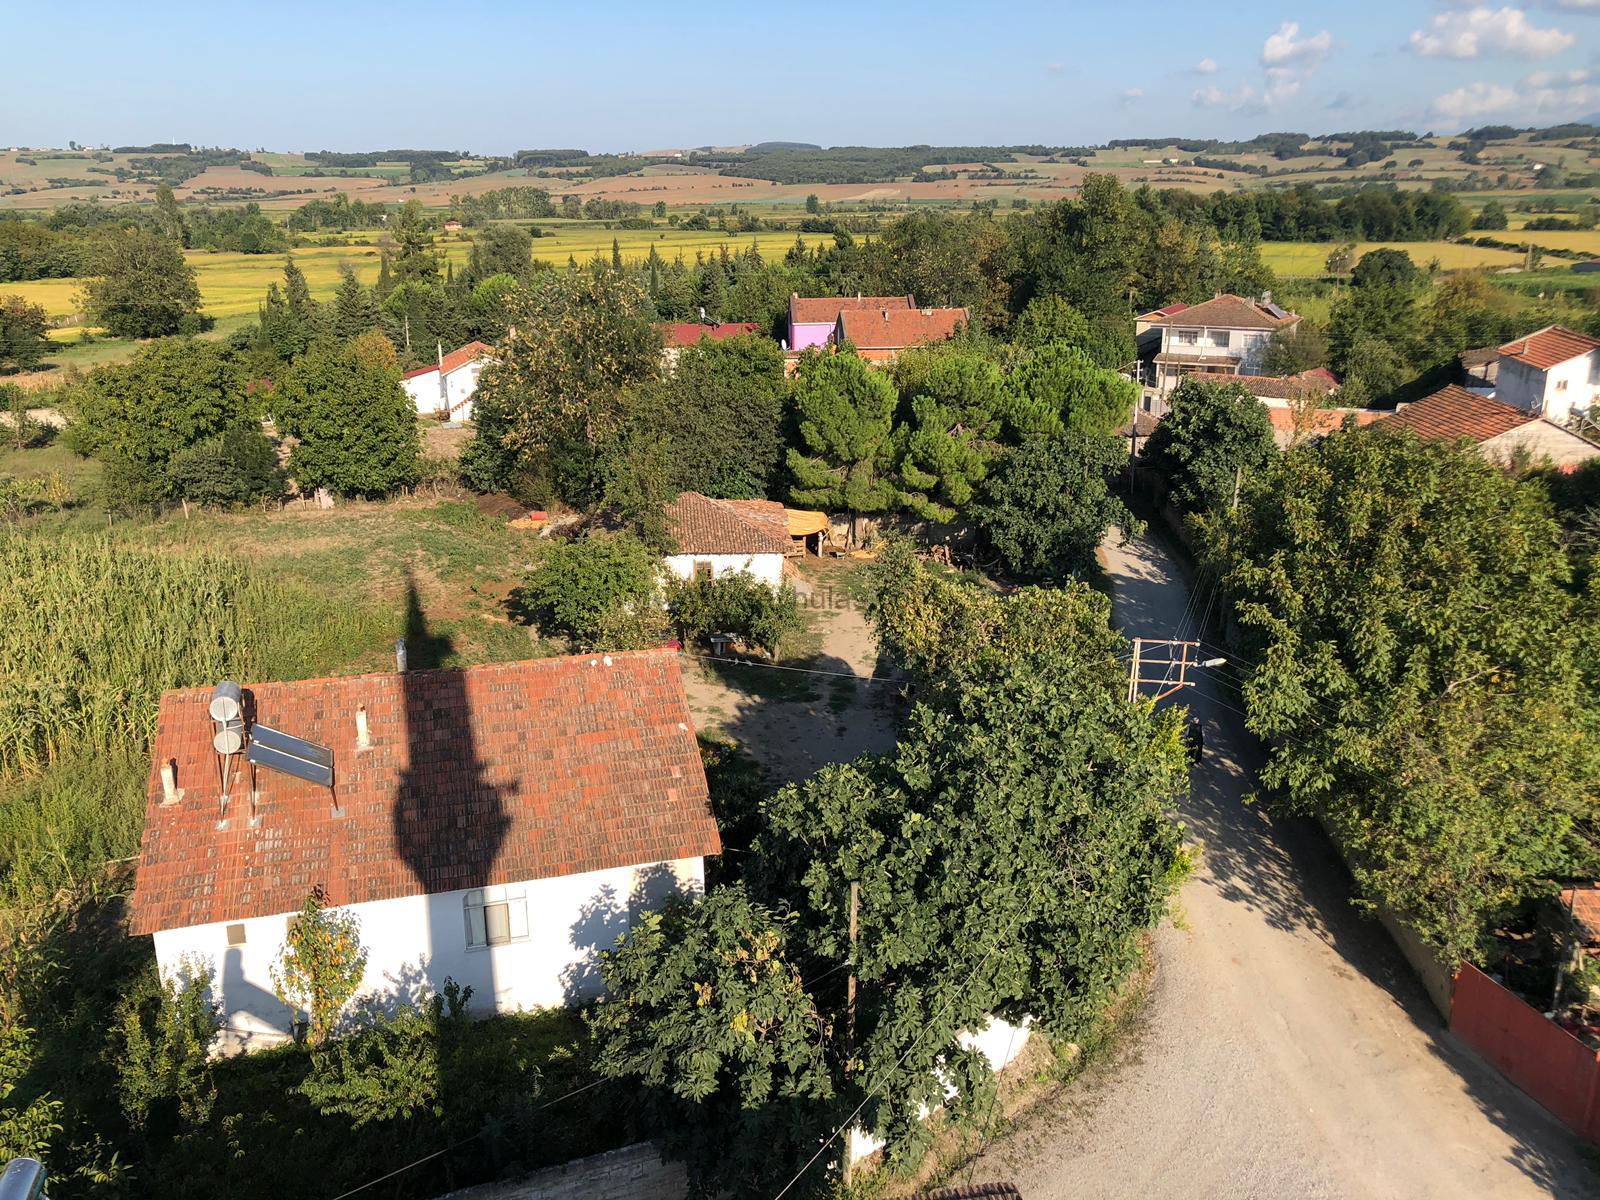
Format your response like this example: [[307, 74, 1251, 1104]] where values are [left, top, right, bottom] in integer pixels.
[[790, 321, 836, 352]]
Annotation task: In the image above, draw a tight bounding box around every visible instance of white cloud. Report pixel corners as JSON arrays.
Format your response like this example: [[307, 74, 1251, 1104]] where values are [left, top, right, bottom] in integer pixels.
[[1409, 7, 1575, 59], [1194, 57, 1220, 74], [1430, 66, 1600, 119], [1121, 87, 1145, 102], [1045, 62, 1064, 74], [1192, 84, 1262, 112], [1262, 22, 1333, 67]]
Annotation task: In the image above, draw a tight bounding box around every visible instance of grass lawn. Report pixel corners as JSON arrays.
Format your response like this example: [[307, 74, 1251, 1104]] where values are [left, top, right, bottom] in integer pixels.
[[5, 435, 552, 673]]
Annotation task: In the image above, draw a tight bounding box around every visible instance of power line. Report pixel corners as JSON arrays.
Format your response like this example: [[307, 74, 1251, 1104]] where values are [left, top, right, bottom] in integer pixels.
[[681, 651, 893, 685], [767, 894, 1036, 1200], [326, 1077, 607, 1200]]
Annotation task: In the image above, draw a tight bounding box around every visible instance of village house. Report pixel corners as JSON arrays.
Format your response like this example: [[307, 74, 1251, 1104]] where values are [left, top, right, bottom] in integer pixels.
[[127, 652, 722, 1052], [400, 340, 493, 421], [832, 305, 970, 364], [656, 320, 763, 370], [663, 491, 793, 587], [788, 293, 916, 352], [1142, 293, 1300, 397], [1493, 326, 1600, 427], [1186, 368, 1383, 447], [1386, 383, 1600, 468]]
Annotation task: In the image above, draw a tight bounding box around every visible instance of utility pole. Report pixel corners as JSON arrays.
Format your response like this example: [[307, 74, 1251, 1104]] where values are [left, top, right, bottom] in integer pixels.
[[1128, 638, 1227, 703], [844, 880, 860, 1185], [1232, 464, 1243, 512]]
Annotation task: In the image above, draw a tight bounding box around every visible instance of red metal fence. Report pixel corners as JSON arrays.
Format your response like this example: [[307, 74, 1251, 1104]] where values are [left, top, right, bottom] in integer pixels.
[[1450, 962, 1600, 1140]]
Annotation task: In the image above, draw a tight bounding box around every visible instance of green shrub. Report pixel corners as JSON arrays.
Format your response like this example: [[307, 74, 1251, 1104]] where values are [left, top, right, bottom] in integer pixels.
[[167, 424, 286, 508], [665, 571, 803, 657], [515, 532, 661, 649]]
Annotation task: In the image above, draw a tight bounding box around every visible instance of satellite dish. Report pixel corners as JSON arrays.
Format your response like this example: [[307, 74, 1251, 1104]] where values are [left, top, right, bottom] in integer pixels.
[[213, 718, 245, 756], [209, 681, 242, 722]]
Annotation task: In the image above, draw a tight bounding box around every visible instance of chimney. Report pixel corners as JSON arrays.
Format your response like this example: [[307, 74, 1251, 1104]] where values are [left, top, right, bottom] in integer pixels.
[[698, 305, 706, 323], [395, 639, 408, 673], [882, 308, 889, 321], [160, 760, 181, 805], [355, 705, 370, 750]]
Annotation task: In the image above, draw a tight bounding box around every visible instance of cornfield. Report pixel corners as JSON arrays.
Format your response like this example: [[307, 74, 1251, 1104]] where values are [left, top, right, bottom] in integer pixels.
[[0, 533, 383, 775]]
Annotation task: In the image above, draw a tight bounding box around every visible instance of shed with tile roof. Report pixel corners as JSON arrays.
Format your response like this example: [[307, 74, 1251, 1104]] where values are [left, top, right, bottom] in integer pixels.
[[663, 491, 791, 587], [1384, 384, 1600, 469], [130, 651, 720, 1051]]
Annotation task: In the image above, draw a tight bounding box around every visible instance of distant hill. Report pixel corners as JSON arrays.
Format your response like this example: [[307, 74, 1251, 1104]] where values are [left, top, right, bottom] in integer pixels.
[[747, 141, 822, 154]]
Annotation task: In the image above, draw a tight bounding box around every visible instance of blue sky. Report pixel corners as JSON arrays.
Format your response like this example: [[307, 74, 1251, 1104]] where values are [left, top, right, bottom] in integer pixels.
[[1, 1, 1596, 152]]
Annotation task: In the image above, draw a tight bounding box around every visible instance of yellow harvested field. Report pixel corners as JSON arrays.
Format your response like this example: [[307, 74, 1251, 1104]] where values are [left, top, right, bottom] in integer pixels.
[[1260, 240, 1527, 276], [1, 229, 832, 323], [1502, 229, 1600, 256]]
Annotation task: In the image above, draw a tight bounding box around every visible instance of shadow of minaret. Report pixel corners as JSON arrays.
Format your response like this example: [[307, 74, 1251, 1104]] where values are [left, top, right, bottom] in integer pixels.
[[390, 572, 516, 1180]]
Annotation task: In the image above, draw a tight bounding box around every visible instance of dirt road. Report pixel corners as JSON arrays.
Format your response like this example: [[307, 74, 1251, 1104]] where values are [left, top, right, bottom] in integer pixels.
[[963, 531, 1595, 1199]]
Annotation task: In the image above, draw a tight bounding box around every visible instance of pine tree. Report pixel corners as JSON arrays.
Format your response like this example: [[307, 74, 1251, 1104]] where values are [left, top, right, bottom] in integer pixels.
[[611, 238, 622, 270], [332, 264, 378, 341], [375, 252, 394, 301]]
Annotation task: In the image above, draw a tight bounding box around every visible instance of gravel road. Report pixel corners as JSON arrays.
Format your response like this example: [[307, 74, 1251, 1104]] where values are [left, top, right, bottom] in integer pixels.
[[961, 531, 1597, 1200]]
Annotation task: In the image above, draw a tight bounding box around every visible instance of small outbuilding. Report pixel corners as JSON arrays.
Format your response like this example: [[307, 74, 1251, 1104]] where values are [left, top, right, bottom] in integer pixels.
[[663, 491, 792, 587]]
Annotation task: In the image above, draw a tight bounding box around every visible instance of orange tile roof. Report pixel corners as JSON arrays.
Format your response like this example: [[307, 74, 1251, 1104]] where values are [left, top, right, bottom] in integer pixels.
[[1264, 406, 1386, 437], [1498, 326, 1600, 372], [401, 341, 493, 380], [128, 652, 720, 934], [1383, 385, 1535, 443], [666, 492, 792, 556], [658, 322, 762, 348], [1146, 294, 1300, 331], [790, 293, 915, 325], [837, 306, 969, 350], [1187, 370, 1334, 399], [719, 499, 792, 548]]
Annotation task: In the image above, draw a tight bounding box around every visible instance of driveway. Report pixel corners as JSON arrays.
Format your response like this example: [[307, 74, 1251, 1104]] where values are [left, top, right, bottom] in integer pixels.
[[961, 530, 1595, 1199]]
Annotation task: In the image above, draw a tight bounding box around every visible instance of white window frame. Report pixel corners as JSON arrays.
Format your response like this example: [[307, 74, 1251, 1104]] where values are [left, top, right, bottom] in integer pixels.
[[1207, 330, 1230, 349], [1175, 329, 1199, 346], [464, 886, 529, 950]]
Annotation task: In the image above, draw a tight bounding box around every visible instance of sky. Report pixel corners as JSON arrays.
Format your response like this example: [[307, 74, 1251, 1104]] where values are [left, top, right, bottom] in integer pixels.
[[0, 0, 1596, 152]]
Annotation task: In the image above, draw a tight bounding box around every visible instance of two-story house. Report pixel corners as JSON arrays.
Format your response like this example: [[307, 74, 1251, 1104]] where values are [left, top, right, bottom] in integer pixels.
[[1494, 326, 1600, 426], [1144, 293, 1300, 397]]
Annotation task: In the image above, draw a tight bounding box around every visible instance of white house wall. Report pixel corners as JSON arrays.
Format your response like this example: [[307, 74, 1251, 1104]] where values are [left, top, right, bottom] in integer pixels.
[[1498, 353, 1599, 425], [152, 856, 705, 1053], [663, 552, 785, 589], [402, 370, 444, 416], [1481, 421, 1600, 469], [444, 362, 485, 419]]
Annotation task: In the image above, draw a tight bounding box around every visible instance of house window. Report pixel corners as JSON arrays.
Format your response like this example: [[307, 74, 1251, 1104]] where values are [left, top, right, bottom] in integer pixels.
[[227, 923, 246, 946], [1175, 330, 1199, 346], [1556, 379, 1569, 392], [1208, 330, 1230, 349], [465, 888, 528, 949], [693, 560, 714, 581]]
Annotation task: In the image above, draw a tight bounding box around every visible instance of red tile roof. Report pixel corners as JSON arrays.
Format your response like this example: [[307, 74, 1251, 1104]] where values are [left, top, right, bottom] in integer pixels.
[[658, 322, 762, 348], [1561, 885, 1600, 945], [1187, 370, 1337, 399], [401, 341, 494, 381], [790, 293, 915, 325], [1146, 293, 1300, 331], [128, 652, 720, 934], [719, 499, 792, 548], [1383, 385, 1535, 443], [836, 306, 969, 350], [1498, 325, 1600, 372], [1136, 302, 1191, 322], [666, 492, 792, 556]]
